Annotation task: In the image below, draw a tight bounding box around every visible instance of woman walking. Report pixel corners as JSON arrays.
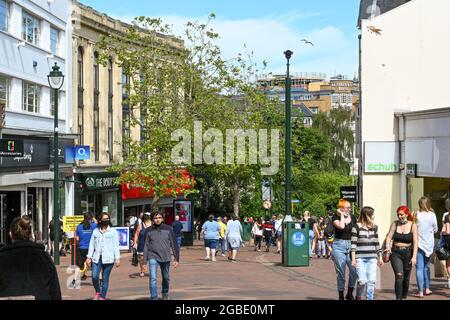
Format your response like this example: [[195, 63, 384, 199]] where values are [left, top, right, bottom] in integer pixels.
[[384, 205, 418, 300], [76, 213, 97, 280], [251, 217, 264, 252], [133, 212, 152, 277], [414, 196, 438, 298], [201, 215, 220, 261], [226, 214, 243, 262], [351, 207, 384, 300], [86, 212, 120, 300], [440, 199, 450, 289], [332, 199, 358, 300]]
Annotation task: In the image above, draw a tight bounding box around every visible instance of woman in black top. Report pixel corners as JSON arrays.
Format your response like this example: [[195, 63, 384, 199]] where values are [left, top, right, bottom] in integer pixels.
[[441, 204, 450, 289], [331, 199, 358, 300], [0, 216, 61, 300], [384, 205, 418, 300]]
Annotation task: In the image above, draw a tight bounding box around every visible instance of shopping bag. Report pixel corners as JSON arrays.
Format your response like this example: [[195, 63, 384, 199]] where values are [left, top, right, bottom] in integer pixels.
[[131, 248, 139, 266]]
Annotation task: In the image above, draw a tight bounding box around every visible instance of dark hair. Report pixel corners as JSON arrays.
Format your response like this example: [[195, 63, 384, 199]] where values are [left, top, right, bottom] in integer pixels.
[[97, 212, 111, 228], [10, 216, 33, 241], [231, 214, 238, 221], [208, 214, 214, 221], [151, 211, 163, 220], [82, 213, 92, 230]]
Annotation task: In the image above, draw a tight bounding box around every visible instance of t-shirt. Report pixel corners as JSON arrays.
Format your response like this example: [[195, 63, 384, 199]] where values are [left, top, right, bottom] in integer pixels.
[[76, 222, 97, 249], [202, 220, 220, 240], [416, 211, 438, 257], [332, 213, 357, 240]]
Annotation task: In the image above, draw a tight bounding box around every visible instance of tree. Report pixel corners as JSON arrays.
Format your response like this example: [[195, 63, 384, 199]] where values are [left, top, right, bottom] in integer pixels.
[[98, 15, 282, 214], [312, 108, 355, 174]]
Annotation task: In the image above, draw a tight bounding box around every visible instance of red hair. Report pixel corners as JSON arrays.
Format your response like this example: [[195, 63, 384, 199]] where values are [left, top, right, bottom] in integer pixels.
[[396, 205, 414, 222], [338, 199, 350, 209]]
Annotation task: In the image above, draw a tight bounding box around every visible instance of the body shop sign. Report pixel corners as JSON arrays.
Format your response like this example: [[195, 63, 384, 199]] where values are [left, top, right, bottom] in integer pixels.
[[364, 142, 399, 173], [80, 173, 119, 191]]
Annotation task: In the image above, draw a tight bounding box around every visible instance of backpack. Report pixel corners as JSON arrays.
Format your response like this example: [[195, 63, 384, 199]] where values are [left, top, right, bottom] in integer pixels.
[[324, 217, 335, 237]]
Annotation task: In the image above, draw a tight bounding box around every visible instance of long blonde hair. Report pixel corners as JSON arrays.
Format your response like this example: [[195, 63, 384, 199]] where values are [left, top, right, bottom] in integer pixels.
[[418, 196, 433, 212]]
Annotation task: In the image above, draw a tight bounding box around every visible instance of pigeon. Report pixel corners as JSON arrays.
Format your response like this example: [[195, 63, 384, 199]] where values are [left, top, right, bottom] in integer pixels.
[[300, 39, 314, 46]]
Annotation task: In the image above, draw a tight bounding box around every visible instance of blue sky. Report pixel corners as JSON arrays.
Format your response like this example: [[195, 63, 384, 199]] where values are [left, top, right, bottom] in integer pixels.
[[79, 0, 361, 78]]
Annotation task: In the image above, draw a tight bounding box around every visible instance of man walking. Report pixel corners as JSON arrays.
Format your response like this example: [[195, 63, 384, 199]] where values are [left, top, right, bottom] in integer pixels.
[[143, 211, 179, 300], [172, 215, 184, 253]]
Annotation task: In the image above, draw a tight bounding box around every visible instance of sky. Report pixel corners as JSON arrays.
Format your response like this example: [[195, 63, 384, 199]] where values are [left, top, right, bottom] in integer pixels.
[[78, 0, 361, 79]]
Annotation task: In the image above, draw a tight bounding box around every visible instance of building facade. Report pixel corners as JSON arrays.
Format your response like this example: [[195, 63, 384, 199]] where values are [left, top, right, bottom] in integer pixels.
[[359, 0, 450, 238], [0, 0, 72, 245]]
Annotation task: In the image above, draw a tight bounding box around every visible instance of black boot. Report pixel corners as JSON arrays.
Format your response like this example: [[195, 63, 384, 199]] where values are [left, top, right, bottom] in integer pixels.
[[338, 291, 345, 300], [345, 287, 354, 300]]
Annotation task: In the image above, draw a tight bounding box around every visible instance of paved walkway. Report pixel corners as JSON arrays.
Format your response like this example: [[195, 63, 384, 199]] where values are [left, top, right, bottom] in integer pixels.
[[58, 240, 450, 300]]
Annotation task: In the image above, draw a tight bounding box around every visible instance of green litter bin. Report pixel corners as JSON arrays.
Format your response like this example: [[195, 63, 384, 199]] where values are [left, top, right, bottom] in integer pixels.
[[282, 221, 309, 266]]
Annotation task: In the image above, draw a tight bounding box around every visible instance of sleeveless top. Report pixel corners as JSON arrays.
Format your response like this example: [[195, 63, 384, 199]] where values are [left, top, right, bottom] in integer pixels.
[[393, 221, 413, 244], [137, 222, 150, 253]]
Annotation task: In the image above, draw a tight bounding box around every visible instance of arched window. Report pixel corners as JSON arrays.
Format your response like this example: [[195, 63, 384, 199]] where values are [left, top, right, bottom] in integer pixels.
[[93, 51, 99, 161], [77, 47, 84, 145]]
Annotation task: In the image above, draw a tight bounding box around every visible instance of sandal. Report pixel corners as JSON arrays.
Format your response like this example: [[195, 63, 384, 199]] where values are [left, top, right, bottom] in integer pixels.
[[413, 292, 423, 298], [424, 290, 433, 296]]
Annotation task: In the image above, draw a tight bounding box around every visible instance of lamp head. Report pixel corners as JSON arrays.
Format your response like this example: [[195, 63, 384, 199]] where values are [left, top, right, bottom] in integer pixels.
[[284, 50, 293, 60], [48, 62, 64, 89]]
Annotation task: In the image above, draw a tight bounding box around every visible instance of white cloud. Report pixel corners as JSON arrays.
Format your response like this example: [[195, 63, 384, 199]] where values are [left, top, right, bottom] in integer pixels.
[[110, 12, 358, 78]]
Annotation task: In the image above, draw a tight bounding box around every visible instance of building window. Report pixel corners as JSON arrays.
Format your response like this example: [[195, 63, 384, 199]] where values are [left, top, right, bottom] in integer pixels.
[[0, 75, 8, 111], [93, 52, 99, 161], [50, 27, 59, 55], [122, 71, 130, 158], [77, 47, 84, 145], [108, 59, 113, 161], [0, 0, 8, 32], [310, 107, 318, 114], [22, 11, 40, 45], [22, 82, 40, 113]]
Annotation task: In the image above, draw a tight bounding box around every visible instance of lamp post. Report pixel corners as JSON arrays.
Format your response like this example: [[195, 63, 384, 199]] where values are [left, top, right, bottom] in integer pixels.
[[284, 50, 293, 221], [48, 62, 64, 265]]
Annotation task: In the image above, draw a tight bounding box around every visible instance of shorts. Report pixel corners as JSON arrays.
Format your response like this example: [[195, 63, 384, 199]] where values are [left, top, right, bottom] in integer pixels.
[[227, 237, 241, 250], [275, 231, 282, 238], [204, 239, 218, 249], [77, 248, 88, 269]]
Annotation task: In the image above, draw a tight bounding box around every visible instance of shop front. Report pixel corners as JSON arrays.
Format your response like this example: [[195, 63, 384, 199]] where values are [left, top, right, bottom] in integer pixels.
[[76, 172, 122, 226], [397, 108, 450, 228]]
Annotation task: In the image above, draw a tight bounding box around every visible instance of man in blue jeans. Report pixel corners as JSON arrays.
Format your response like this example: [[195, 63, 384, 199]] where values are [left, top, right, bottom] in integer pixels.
[[172, 215, 184, 253], [143, 211, 180, 300]]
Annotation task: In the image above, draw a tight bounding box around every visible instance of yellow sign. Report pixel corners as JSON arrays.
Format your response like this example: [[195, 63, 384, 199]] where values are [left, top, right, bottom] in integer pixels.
[[63, 215, 84, 232]]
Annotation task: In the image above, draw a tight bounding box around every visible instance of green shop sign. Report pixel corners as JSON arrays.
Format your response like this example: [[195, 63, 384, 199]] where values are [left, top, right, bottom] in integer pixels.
[[366, 163, 398, 172], [364, 142, 399, 173], [80, 172, 119, 190]]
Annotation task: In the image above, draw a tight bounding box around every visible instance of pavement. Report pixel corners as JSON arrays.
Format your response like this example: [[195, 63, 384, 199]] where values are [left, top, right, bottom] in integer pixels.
[[58, 240, 450, 300]]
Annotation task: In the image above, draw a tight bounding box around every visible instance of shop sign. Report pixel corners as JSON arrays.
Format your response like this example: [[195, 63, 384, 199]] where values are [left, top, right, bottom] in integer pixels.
[[364, 142, 399, 173], [80, 173, 119, 191], [0, 138, 49, 169], [340, 186, 357, 203], [0, 139, 23, 157]]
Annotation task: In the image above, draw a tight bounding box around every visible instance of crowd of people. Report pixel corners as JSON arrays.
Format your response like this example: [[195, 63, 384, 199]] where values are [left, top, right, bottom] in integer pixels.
[[0, 195, 449, 300]]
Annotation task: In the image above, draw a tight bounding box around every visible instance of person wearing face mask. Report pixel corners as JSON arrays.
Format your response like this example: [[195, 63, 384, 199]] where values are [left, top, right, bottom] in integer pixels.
[[86, 212, 120, 300], [384, 206, 418, 300]]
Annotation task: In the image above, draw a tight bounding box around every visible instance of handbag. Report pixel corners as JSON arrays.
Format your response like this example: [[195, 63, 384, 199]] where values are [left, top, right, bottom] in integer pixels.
[[131, 248, 139, 266], [435, 236, 450, 261]]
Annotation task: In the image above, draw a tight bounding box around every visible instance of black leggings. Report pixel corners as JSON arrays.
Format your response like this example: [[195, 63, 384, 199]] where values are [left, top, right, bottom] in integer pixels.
[[390, 246, 412, 300], [254, 235, 263, 249]]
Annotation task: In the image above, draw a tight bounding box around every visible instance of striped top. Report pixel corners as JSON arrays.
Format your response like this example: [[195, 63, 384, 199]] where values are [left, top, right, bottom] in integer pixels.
[[351, 224, 382, 259]]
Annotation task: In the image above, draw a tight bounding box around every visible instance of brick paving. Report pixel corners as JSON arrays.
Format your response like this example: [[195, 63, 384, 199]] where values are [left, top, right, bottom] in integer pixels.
[[58, 240, 450, 300]]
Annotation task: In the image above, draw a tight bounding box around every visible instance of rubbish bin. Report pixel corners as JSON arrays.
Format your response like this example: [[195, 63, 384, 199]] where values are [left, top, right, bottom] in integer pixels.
[[282, 221, 309, 267], [241, 221, 252, 241]]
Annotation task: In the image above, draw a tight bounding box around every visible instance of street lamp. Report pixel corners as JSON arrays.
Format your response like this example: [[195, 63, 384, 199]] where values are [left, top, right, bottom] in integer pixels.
[[48, 62, 64, 265], [284, 50, 293, 221]]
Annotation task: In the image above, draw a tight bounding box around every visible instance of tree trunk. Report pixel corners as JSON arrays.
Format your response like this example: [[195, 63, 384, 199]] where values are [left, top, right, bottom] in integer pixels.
[[232, 181, 240, 217], [152, 194, 160, 213]]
